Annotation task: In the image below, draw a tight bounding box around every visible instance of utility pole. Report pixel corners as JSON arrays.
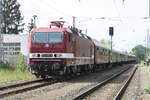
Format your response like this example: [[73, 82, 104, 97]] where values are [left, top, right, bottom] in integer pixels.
[[0, 0, 2, 34], [148, 31, 150, 49], [147, 29, 150, 57], [149, 0, 150, 18], [72, 16, 76, 27], [33, 15, 37, 28], [0, 0, 4, 61], [145, 32, 148, 62], [109, 27, 114, 64], [146, 29, 148, 58]]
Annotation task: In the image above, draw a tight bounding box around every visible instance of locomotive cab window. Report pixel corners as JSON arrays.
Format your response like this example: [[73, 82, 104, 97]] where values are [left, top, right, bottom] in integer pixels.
[[32, 32, 63, 43]]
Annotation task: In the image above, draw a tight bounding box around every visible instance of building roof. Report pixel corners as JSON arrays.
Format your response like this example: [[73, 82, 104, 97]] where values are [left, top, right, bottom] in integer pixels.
[[3, 34, 28, 43]]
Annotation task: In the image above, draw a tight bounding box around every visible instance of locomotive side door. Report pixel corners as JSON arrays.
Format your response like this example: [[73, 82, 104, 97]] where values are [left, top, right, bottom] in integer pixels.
[[67, 32, 74, 53], [67, 32, 78, 66]]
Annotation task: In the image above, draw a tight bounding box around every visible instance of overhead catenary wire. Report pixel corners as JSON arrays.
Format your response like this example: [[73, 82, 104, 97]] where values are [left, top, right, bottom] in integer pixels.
[[23, 0, 73, 27], [113, 0, 123, 23], [122, 0, 126, 6], [38, 0, 73, 17], [29, 0, 148, 24], [25, 0, 148, 31]]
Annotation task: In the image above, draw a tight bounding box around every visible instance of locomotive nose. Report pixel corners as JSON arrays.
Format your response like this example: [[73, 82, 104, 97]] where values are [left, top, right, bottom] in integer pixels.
[[51, 62, 61, 71], [44, 44, 49, 48]]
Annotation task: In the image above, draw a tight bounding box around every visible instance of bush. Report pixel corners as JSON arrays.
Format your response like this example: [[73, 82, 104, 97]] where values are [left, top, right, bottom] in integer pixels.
[[0, 54, 34, 83], [145, 88, 150, 94], [0, 59, 10, 68], [16, 53, 28, 72], [0, 53, 28, 72]]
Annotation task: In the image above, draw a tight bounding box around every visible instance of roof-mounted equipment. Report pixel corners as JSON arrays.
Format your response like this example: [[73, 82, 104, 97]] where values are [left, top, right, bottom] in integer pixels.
[[50, 21, 65, 28]]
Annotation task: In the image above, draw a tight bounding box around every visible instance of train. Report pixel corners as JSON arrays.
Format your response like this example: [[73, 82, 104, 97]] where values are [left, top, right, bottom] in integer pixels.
[[28, 21, 136, 78]]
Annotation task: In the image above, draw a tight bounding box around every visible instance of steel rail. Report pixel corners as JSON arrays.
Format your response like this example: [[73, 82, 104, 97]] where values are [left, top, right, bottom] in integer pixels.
[[73, 66, 133, 100], [0, 79, 44, 90], [0, 78, 56, 98], [113, 66, 137, 100]]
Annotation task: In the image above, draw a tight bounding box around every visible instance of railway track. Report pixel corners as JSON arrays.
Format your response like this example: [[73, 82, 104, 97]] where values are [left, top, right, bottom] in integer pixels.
[[0, 78, 57, 98], [113, 65, 137, 100], [73, 65, 137, 100]]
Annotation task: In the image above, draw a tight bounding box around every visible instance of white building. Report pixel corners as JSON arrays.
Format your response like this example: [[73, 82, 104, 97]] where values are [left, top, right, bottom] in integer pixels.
[[2, 34, 28, 65]]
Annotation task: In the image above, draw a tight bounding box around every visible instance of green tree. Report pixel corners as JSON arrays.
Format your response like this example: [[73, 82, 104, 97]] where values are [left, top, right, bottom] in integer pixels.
[[130, 45, 150, 61], [1, 0, 24, 34], [15, 53, 27, 72]]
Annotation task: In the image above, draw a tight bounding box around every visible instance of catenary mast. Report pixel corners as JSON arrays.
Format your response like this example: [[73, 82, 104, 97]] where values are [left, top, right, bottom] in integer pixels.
[[0, 0, 4, 60]]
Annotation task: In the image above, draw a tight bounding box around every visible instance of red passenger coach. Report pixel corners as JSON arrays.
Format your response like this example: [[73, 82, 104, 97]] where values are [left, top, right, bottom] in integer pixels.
[[28, 21, 94, 78]]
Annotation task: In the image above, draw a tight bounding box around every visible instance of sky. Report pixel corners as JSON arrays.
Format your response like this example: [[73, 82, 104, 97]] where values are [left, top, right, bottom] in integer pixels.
[[17, 0, 150, 52]]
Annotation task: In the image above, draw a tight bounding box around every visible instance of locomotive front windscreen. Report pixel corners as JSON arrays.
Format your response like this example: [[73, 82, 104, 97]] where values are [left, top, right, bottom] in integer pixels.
[[32, 32, 63, 43]]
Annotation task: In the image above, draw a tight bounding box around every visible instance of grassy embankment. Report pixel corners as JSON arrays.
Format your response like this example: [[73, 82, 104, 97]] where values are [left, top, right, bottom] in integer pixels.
[[0, 67, 34, 83], [0, 54, 35, 83]]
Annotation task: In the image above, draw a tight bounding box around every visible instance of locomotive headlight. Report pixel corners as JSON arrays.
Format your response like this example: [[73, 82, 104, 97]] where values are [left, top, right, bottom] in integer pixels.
[[54, 53, 62, 58], [32, 54, 37, 58], [57, 54, 62, 57], [29, 54, 36, 58]]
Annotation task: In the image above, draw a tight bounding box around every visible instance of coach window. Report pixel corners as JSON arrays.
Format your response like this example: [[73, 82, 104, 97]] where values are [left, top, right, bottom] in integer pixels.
[[104, 50, 106, 55], [97, 47, 99, 50], [106, 50, 109, 55], [99, 48, 103, 55], [99, 49, 101, 55], [102, 49, 105, 56], [102, 49, 104, 55], [99, 48, 101, 55]]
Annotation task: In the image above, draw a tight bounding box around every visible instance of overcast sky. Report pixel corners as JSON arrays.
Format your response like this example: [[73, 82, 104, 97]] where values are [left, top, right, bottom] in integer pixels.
[[18, 0, 150, 52]]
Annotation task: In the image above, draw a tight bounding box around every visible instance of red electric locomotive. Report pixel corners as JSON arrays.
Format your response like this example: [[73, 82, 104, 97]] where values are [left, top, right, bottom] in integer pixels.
[[28, 21, 137, 78], [28, 21, 94, 78]]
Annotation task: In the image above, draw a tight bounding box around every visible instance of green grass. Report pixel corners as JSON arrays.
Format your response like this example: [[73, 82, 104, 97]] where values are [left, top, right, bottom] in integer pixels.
[[145, 88, 150, 94], [0, 53, 35, 83], [0, 67, 35, 83]]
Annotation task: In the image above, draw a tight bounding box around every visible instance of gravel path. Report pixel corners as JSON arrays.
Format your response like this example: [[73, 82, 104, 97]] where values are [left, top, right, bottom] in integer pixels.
[[139, 66, 150, 100], [2, 64, 133, 100], [121, 65, 140, 100], [122, 65, 150, 100]]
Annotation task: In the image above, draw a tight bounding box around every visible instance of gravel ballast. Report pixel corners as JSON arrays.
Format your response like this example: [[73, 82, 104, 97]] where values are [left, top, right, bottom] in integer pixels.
[[3, 64, 133, 100]]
